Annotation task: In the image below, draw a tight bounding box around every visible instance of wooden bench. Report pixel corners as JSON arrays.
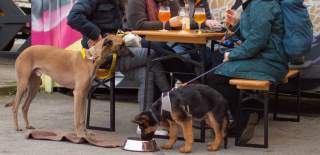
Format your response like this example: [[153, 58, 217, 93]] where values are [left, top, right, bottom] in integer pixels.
[[229, 69, 300, 148], [274, 69, 301, 122], [230, 69, 299, 90]]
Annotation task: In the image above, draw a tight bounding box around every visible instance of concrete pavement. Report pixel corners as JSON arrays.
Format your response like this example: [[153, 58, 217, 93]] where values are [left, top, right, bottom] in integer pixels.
[[1, 56, 320, 155], [1, 92, 320, 155]]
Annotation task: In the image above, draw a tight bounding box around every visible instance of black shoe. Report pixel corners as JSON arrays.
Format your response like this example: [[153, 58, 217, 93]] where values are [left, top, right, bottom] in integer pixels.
[[239, 112, 259, 144]]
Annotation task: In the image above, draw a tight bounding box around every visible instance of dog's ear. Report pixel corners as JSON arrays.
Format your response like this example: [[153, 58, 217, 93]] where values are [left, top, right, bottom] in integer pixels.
[[103, 39, 113, 47], [132, 114, 143, 125]]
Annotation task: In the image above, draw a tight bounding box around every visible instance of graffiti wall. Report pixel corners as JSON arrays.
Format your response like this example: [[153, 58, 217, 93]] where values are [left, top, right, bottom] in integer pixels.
[[31, 0, 81, 48]]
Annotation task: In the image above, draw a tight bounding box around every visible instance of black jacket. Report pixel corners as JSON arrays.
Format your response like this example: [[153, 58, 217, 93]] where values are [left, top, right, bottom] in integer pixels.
[[67, 0, 123, 48]]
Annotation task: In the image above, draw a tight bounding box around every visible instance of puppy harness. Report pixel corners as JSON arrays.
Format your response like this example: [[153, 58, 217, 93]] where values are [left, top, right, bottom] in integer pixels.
[[161, 90, 190, 115]]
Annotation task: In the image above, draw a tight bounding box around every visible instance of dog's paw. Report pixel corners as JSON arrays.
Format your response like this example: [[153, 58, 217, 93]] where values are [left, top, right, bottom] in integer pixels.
[[160, 143, 174, 150], [76, 131, 88, 138], [26, 125, 35, 130], [179, 145, 192, 153], [207, 143, 220, 151], [16, 128, 23, 132]]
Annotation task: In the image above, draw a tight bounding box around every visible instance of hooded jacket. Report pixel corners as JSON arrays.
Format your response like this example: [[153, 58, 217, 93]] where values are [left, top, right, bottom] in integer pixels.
[[215, 0, 288, 83]]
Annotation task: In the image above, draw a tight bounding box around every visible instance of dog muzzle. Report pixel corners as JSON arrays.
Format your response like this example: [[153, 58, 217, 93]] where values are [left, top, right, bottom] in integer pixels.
[[96, 53, 118, 80]]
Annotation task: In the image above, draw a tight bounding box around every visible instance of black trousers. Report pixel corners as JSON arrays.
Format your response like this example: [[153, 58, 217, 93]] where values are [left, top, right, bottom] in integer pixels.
[[141, 39, 196, 83]]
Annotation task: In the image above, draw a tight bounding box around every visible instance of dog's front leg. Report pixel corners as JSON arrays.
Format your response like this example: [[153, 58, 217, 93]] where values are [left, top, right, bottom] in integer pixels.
[[177, 119, 193, 153], [160, 121, 178, 150], [73, 88, 87, 137]]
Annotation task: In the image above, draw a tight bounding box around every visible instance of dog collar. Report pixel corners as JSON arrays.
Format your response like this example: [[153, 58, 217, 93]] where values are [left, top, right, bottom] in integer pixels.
[[81, 48, 95, 63], [95, 53, 118, 80]]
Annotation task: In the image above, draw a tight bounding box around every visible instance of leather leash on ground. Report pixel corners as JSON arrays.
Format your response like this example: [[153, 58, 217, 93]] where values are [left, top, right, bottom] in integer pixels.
[[182, 62, 226, 86]]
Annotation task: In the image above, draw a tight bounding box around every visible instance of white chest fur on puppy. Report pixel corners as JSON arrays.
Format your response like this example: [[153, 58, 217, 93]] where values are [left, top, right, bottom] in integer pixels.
[[161, 91, 190, 115]]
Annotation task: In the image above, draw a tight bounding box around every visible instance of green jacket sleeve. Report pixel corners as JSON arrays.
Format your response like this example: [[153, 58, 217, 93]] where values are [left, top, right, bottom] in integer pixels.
[[229, 2, 274, 61]]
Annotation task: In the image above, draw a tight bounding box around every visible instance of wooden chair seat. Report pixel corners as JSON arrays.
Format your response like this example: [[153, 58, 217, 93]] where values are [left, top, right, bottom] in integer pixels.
[[229, 69, 299, 91], [283, 69, 299, 83], [229, 79, 270, 91]]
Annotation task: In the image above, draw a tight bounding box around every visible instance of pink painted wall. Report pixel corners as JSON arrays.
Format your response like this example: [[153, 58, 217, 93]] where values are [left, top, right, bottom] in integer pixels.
[[31, 0, 81, 48]]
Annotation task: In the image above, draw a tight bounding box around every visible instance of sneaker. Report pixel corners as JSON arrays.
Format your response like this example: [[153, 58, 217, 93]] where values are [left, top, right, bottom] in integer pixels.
[[239, 112, 259, 144], [154, 128, 168, 136], [136, 126, 141, 135], [136, 126, 168, 136]]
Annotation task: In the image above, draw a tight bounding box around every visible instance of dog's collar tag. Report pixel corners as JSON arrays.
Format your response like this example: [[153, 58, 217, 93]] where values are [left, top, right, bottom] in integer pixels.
[[161, 92, 172, 114]]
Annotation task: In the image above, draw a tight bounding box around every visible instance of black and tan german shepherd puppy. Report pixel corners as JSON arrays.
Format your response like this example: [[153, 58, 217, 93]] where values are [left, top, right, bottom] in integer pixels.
[[133, 84, 228, 153]]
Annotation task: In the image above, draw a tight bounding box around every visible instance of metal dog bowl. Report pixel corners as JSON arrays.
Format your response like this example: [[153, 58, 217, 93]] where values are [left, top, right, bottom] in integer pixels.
[[122, 137, 159, 152]]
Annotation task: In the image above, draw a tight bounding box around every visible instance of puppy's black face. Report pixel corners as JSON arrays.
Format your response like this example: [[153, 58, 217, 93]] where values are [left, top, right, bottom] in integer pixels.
[[133, 112, 158, 140]]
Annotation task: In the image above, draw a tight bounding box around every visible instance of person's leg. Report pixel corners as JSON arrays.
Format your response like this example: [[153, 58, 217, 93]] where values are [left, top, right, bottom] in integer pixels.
[[206, 73, 239, 117], [119, 67, 154, 112], [141, 39, 196, 83], [118, 47, 170, 111], [206, 73, 259, 143], [151, 62, 171, 92], [206, 73, 242, 138]]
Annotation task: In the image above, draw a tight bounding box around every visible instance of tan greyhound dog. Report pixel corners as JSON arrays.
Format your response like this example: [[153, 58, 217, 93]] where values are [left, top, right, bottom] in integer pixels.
[[6, 34, 125, 137]]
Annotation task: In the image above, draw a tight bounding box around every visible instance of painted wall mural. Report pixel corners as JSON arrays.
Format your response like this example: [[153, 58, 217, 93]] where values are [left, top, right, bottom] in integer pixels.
[[31, 0, 81, 48]]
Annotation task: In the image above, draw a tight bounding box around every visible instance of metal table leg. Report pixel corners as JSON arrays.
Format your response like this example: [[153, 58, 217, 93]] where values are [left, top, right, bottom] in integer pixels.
[[143, 41, 152, 111]]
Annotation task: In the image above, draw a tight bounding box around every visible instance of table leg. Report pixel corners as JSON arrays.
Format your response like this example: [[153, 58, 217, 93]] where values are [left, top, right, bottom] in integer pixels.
[[143, 41, 152, 111], [199, 45, 207, 143], [109, 76, 115, 131]]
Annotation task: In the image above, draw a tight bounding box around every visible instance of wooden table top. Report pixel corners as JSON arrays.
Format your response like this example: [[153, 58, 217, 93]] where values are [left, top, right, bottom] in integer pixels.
[[131, 30, 225, 44]]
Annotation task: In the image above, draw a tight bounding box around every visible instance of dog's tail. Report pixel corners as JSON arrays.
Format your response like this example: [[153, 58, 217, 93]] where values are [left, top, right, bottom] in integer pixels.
[[4, 101, 13, 107]]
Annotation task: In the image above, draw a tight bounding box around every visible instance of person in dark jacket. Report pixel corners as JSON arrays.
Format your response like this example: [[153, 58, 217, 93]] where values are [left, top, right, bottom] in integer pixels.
[[67, 0, 123, 48], [207, 0, 289, 144], [67, 0, 170, 118]]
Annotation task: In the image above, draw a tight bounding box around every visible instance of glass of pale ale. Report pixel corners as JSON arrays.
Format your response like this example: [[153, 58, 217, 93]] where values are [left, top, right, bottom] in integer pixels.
[[194, 8, 206, 33]]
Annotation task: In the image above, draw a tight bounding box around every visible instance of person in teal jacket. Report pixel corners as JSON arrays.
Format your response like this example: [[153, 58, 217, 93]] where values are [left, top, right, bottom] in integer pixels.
[[207, 0, 289, 143]]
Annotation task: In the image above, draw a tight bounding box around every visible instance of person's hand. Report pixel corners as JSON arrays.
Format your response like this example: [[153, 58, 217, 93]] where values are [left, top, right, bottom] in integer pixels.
[[223, 52, 230, 62], [224, 10, 237, 27], [88, 35, 102, 48], [205, 19, 221, 29], [169, 16, 182, 27]]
